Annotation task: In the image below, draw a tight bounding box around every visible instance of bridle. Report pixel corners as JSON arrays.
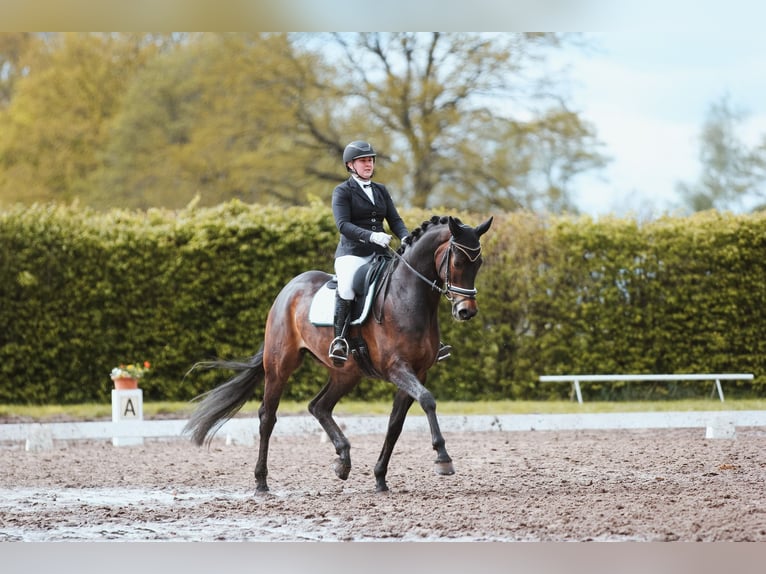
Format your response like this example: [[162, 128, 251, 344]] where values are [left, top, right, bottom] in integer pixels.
[[388, 238, 481, 302], [439, 240, 482, 301]]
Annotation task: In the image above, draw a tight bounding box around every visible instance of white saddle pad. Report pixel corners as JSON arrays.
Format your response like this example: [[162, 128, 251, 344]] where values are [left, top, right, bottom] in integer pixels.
[[308, 280, 373, 327]]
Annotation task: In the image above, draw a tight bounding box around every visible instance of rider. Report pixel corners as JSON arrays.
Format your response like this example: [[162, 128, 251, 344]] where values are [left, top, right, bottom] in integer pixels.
[[329, 140, 451, 366], [329, 140, 409, 365]]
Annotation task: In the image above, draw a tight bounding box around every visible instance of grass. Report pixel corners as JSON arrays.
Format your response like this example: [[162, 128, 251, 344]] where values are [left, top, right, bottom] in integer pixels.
[[1, 398, 764, 422]]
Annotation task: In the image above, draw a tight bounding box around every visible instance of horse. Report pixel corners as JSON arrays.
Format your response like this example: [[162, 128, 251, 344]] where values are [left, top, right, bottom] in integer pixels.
[[184, 214, 493, 493]]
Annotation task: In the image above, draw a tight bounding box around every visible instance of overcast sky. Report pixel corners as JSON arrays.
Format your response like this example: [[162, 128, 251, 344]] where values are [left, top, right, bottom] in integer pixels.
[[561, 24, 766, 217]]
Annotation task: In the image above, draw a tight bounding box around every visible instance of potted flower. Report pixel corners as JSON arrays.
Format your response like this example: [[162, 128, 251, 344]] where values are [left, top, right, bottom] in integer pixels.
[[110, 361, 151, 390]]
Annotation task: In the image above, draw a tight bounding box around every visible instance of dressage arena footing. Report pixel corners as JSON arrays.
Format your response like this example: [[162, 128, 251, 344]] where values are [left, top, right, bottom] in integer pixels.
[[3, 410, 766, 450]]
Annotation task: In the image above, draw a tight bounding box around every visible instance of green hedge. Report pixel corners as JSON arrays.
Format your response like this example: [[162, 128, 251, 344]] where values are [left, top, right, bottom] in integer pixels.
[[479, 211, 766, 400], [1, 203, 765, 405]]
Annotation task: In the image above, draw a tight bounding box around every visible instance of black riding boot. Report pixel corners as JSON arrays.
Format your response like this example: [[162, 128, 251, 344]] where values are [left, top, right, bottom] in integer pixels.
[[329, 295, 352, 366]]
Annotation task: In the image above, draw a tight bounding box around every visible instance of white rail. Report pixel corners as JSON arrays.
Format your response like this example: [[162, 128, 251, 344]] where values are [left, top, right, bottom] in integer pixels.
[[4, 411, 766, 449], [538, 373, 755, 404]]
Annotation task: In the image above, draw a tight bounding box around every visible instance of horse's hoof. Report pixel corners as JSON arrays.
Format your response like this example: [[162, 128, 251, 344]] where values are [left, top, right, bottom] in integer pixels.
[[254, 484, 270, 495], [434, 461, 455, 475], [334, 458, 351, 480]]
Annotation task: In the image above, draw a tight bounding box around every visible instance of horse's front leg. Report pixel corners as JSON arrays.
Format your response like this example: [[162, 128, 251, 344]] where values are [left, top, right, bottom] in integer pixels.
[[374, 389, 414, 492], [388, 366, 455, 480]]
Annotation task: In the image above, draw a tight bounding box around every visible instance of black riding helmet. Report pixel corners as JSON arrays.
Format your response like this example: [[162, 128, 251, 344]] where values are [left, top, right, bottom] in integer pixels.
[[343, 141, 376, 172]]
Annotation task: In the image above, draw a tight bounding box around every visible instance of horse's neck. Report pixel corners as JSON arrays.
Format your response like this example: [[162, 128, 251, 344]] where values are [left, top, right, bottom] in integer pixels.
[[394, 230, 448, 293], [376, 232, 445, 336]]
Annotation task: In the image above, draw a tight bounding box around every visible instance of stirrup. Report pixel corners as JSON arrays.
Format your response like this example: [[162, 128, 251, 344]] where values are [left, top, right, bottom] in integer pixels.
[[437, 343, 452, 362], [329, 336, 349, 365]]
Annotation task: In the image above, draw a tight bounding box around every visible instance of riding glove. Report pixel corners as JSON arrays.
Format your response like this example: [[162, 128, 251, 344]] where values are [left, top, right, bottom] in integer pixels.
[[370, 232, 392, 247]]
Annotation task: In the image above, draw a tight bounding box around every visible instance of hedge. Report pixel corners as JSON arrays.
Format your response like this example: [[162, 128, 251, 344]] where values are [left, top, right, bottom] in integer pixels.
[[1, 203, 765, 405]]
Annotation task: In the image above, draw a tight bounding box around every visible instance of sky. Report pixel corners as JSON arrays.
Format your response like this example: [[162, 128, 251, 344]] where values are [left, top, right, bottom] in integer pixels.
[[560, 26, 766, 218]]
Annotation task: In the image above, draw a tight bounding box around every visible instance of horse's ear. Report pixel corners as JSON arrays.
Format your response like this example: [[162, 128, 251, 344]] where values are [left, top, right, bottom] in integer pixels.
[[475, 216, 493, 237], [448, 216, 462, 237]]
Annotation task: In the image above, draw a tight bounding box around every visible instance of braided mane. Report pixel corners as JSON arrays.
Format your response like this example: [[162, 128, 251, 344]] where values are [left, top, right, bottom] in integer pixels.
[[397, 215, 455, 254]]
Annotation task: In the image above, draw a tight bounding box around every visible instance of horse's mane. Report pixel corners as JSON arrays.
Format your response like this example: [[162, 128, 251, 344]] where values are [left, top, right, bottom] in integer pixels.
[[397, 215, 455, 254]]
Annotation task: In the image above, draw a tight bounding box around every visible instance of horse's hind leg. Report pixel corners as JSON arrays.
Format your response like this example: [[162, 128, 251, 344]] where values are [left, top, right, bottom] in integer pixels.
[[254, 388, 280, 493], [254, 348, 301, 493], [308, 373, 360, 481], [373, 389, 414, 492]]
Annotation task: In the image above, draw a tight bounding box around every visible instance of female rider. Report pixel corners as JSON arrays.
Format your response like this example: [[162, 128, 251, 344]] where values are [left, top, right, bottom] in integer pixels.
[[329, 140, 451, 365], [329, 140, 409, 365]]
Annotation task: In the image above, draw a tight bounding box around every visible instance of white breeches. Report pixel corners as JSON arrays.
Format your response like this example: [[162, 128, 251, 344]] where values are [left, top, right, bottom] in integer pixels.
[[334, 254, 373, 300]]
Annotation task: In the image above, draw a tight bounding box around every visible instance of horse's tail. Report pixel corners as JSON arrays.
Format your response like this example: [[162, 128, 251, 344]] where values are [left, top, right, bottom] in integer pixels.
[[183, 344, 265, 447]]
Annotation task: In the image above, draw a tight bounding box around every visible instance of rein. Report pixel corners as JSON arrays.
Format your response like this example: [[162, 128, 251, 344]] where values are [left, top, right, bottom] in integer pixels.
[[387, 238, 480, 301]]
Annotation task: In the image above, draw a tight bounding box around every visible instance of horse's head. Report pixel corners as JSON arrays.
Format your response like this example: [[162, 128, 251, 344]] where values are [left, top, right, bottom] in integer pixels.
[[437, 215, 493, 321]]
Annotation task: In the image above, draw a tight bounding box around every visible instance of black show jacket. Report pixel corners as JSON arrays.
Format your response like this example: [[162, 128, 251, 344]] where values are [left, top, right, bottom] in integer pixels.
[[331, 177, 409, 258]]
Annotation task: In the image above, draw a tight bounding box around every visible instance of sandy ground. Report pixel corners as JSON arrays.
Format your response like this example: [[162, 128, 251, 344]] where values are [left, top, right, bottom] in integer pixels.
[[1, 425, 765, 542]]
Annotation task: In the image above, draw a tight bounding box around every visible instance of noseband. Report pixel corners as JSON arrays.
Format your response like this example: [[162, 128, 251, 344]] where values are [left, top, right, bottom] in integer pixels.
[[438, 239, 481, 301], [388, 238, 481, 301]]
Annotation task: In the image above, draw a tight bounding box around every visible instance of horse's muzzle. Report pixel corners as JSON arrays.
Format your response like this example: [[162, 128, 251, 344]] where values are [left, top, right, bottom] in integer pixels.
[[453, 299, 478, 321]]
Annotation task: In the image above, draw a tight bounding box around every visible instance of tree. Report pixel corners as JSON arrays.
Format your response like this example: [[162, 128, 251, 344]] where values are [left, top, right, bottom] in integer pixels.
[[0, 33, 36, 108], [88, 33, 338, 209], [677, 94, 766, 213], [0, 32, 609, 214], [437, 107, 609, 213], [0, 33, 165, 205], [293, 32, 609, 213]]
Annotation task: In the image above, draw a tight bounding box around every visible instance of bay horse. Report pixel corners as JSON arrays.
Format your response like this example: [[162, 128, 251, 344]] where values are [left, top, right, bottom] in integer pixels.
[[184, 214, 493, 493]]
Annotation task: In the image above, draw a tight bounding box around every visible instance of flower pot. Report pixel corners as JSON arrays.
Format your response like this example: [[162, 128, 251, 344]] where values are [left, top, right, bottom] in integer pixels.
[[112, 376, 138, 390]]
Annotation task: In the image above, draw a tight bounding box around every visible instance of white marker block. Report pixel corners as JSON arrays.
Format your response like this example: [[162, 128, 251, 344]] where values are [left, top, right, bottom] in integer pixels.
[[705, 415, 736, 439], [112, 388, 144, 446], [25, 423, 54, 451], [225, 426, 255, 447]]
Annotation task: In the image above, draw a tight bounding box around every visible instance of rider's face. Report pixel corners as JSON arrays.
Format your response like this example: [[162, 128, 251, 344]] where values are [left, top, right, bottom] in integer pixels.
[[350, 156, 375, 179]]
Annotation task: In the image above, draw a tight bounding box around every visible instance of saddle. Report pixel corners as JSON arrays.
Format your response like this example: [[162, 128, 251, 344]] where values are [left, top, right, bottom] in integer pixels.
[[308, 255, 392, 327]]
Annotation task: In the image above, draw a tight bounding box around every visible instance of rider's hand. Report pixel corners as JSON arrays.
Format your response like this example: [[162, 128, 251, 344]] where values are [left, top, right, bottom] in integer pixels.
[[370, 232, 392, 247]]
